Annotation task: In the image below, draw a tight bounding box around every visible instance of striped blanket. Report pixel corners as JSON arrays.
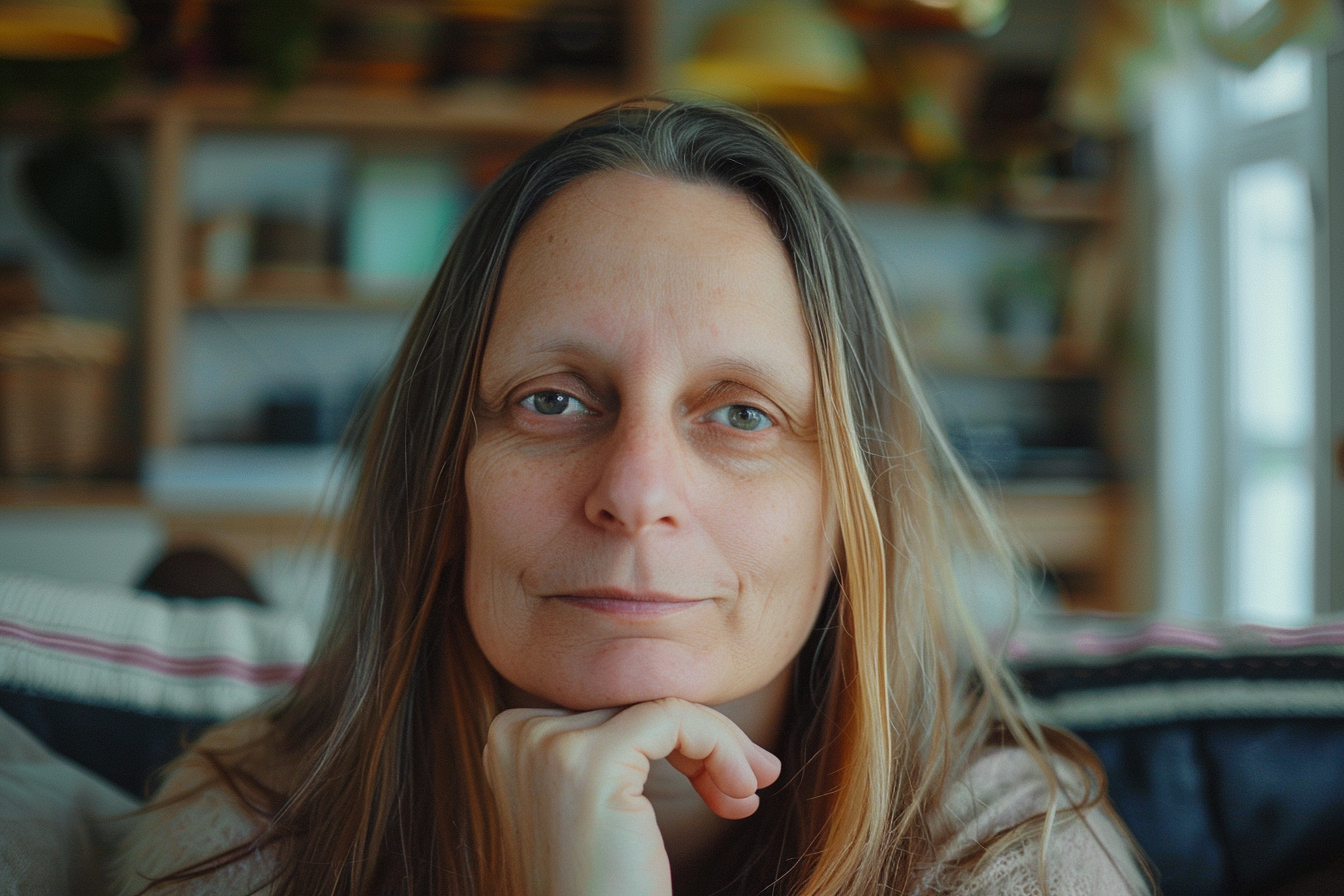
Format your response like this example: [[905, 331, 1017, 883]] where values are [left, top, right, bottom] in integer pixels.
[[0, 572, 313, 719]]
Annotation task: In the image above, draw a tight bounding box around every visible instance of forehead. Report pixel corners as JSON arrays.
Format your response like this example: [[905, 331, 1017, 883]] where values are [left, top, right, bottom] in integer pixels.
[[510, 170, 788, 278], [482, 171, 813, 385]]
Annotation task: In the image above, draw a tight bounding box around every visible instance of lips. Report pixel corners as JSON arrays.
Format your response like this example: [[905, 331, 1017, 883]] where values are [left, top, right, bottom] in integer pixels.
[[549, 587, 712, 616]]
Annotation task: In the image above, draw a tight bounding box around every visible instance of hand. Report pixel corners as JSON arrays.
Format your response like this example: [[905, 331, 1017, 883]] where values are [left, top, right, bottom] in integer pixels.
[[484, 697, 782, 896]]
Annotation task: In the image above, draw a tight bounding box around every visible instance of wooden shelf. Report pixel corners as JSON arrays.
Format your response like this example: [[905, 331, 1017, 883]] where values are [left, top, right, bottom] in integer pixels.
[[916, 352, 1104, 380], [0, 478, 145, 509], [130, 80, 638, 451], [186, 297, 418, 313], [836, 176, 1118, 224], [14, 81, 628, 138], [999, 483, 1128, 612], [185, 265, 423, 312], [1004, 178, 1119, 224]]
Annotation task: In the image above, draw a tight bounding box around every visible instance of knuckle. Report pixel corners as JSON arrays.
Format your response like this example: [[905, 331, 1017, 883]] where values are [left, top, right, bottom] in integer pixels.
[[515, 715, 554, 757], [545, 729, 591, 777], [488, 707, 528, 737]]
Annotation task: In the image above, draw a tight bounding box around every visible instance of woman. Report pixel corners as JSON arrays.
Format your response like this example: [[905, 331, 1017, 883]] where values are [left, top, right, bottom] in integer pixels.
[[115, 99, 1149, 895]]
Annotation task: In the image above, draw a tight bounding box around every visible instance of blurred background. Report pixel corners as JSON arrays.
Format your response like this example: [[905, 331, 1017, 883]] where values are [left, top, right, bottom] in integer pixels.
[[0, 0, 1339, 627]]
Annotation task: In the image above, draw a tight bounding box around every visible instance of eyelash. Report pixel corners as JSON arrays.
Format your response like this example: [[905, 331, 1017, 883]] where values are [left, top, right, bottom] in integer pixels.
[[518, 390, 592, 417], [705, 404, 774, 432], [516, 389, 776, 433]]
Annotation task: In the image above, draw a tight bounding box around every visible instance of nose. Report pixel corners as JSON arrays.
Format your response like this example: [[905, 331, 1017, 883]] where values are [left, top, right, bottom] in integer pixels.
[[583, 415, 687, 534]]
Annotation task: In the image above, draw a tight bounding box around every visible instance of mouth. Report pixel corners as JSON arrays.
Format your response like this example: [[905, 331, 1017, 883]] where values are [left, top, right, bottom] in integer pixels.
[[549, 588, 712, 617]]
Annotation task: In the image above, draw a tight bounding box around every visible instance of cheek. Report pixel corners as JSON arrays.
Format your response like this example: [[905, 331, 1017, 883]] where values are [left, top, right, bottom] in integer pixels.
[[709, 465, 833, 618], [462, 442, 590, 640], [464, 445, 562, 569], [462, 448, 532, 638]]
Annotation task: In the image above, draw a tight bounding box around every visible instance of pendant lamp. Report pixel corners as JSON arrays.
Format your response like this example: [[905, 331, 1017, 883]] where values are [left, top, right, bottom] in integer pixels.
[[836, 0, 1009, 35], [677, 0, 868, 105], [0, 0, 133, 58]]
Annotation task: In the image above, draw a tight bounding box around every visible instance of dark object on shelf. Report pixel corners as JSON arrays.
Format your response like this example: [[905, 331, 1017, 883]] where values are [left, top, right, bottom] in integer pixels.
[[260, 386, 323, 444], [933, 373, 1111, 482], [531, 0, 625, 83], [247, 211, 340, 298], [973, 64, 1055, 151], [124, 0, 249, 81], [0, 261, 42, 318], [434, 12, 539, 83], [251, 212, 332, 269], [241, 0, 321, 95], [948, 425, 1110, 481], [1047, 134, 1115, 182], [137, 546, 265, 604], [0, 53, 127, 120], [19, 136, 131, 264], [320, 2, 441, 86]]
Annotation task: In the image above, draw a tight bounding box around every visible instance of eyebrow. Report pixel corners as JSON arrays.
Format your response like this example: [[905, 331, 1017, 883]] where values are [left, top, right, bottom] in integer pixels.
[[526, 336, 812, 390]]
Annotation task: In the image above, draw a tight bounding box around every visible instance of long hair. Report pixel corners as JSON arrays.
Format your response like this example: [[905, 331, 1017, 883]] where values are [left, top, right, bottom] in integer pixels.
[[150, 98, 1122, 895]]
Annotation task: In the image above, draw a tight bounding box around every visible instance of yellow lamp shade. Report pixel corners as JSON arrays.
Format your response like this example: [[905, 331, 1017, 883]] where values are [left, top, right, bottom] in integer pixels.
[[678, 0, 868, 105], [0, 0, 133, 58], [836, 0, 1008, 35]]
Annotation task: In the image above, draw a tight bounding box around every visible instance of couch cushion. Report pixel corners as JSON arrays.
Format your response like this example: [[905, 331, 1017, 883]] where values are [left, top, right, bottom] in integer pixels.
[[1011, 615, 1344, 896], [0, 572, 314, 799], [0, 705, 137, 896]]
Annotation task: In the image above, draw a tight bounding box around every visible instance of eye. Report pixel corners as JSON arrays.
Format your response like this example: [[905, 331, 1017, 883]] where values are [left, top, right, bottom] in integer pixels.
[[706, 404, 773, 432], [519, 390, 590, 417]]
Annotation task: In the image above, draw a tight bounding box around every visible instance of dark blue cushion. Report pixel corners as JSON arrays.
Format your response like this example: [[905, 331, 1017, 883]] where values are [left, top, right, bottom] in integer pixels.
[[1012, 620, 1344, 896], [0, 685, 214, 800]]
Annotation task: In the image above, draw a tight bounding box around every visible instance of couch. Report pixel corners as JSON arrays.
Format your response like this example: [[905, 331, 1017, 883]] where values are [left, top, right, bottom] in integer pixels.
[[1, 570, 1341, 895], [1011, 616, 1344, 895], [0, 571, 313, 895]]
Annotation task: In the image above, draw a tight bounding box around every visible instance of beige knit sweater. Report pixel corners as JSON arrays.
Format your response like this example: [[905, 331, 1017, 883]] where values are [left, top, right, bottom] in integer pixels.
[[112, 745, 1150, 896]]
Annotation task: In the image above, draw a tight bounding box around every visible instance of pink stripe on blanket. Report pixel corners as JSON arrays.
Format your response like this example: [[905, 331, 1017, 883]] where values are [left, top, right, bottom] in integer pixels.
[[1251, 622, 1344, 648], [1070, 623, 1227, 656], [0, 619, 305, 686], [1008, 620, 1344, 661]]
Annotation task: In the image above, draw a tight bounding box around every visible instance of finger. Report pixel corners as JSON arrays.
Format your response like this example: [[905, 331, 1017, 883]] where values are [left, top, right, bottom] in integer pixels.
[[610, 699, 770, 813], [686, 774, 762, 820], [659, 711, 781, 793], [748, 741, 783, 788], [663, 742, 757, 801], [667, 741, 779, 820]]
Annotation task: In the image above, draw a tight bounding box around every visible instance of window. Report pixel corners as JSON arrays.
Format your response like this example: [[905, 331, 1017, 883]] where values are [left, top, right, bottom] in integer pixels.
[[1152, 27, 1327, 622], [1226, 158, 1315, 624]]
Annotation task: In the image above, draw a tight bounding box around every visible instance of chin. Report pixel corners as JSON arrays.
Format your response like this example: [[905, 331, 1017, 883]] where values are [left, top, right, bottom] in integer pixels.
[[544, 684, 711, 713], [504, 648, 737, 712]]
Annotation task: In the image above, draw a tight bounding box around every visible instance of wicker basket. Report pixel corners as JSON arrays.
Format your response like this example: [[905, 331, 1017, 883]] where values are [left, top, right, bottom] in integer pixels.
[[0, 315, 126, 476]]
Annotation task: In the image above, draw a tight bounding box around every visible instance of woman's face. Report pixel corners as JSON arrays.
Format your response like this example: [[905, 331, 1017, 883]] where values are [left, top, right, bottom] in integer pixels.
[[463, 170, 835, 711]]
